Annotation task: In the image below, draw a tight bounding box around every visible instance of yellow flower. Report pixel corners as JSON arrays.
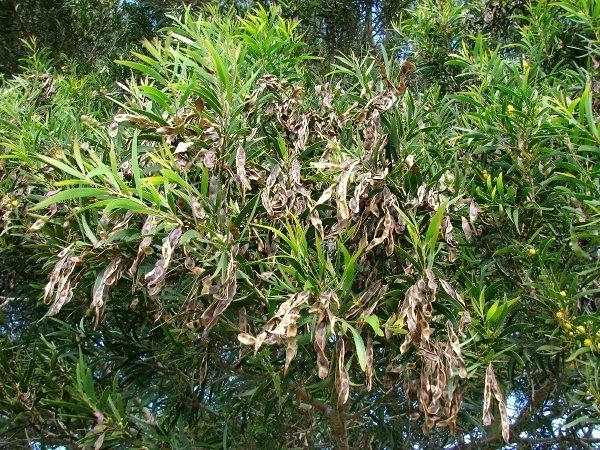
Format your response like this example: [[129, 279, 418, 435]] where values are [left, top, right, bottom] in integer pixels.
[[528, 248, 537, 256], [565, 322, 573, 330], [556, 311, 564, 320], [10, 200, 18, 207], [560, 291, 567, 298], [584, 338, 593, 347], [576, 325, 586, 334], [507, 104, 515, 114]]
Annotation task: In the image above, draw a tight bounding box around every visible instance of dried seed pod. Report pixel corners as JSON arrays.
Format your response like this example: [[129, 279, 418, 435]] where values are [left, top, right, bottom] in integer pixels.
[[314, 311, 330, 379], [336, 338, 350, 405], [235, 146, 251, 193]]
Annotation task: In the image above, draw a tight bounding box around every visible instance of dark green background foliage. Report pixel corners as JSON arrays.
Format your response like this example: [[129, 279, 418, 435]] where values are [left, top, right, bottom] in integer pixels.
[[1, 1, 599, 449], [1, 0, 194, 75], [3, 1, 429, 76]]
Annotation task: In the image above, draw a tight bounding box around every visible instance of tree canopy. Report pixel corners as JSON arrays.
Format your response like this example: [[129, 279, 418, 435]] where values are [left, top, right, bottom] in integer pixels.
[[1, 0, 511, 76], [0, 1, 599, 449]]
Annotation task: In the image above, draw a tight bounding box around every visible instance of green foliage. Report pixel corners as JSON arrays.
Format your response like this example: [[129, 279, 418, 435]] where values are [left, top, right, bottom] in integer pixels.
[[1, 1, 599, 449]]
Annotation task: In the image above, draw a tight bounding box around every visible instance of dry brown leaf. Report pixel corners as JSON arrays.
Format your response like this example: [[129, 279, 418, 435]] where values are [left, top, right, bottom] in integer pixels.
[[461, 216, 473, 242], [174, 141, 194, 154], [47, 280, 74, 317], [370, 91, 397, 112], [336, 159, 359, 221], [237, 307, 248, 334], [144, 227, 182, 297], [208, 175, 219, 205], [314, 309, 330, 379], [498, 392, 510, 444], [290, 159, 301, 185], [483, 363, 495, 426], [350, 175, 371, 214], [113, 114, 158, 128], [469, 199, 479, 224], [194, 97, 205, 113], [236, 292, 310, 371], [237, 333, 256, 346], [266, 164, 280, 189], [486, 363, 511, 443], [310, 160, 356, 171], [44, 247, 81, 317], [200, 274, 237, 337], [366, 333, 374, 392], [191, 197, 206, 219], [156, 126, 180, 137], [28, 218, 47, 232], [446, 322, 467, 378], [285, 319, 298, 375], [129, 216, 158, 279], [108, 122, 119, 138], [336, 338, 349, 406], [91, 256, 125, 327], [364, 211, 393, 253], [399, 271, 438, 354], [363, 119, 378, 152], [309, 209, 324, 239], [440, 279, 465, 307], [347, 280, 382, 319], [261, 190, 274, 217], [184, 256, 195, 271], [315, 185, 335, 206], [203, 149, 216, 168], [235, 146, 251, 193], [43, 253, 69, 303]]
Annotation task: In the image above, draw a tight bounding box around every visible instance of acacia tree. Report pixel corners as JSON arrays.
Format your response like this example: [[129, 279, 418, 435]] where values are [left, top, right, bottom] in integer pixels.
[[1, 1, 599, 449]]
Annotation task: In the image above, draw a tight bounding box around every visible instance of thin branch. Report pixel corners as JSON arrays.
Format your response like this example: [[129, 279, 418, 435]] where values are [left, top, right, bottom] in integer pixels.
[[291, 385, 331, 416], [291, 385, 348, 450], [512, 379, 556, 431], [446, 380, 557, 450]]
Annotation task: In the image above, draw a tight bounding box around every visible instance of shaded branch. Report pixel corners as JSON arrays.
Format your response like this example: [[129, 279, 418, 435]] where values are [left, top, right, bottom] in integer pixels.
[[291, 385, 331, 416], [446, 379, 557, 450], [291, 386, 348, 450]]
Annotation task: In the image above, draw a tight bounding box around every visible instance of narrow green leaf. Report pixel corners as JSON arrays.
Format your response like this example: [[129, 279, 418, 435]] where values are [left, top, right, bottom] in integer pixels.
[[116, 60, 169, 87], [496, 172, 504, 198], [566, 346, 590, 362], [537, 345, 562, 355], [80, 214, 99, 244], [180, 230, 202, 245], [72, 138, 86, 174], [363, 315, 384, 337], [132, 131, 142, 201], [102, 198, 152, 215], [139, 85, 173, 114], [425, 200, 448, 254], [200, 164, 209, 198], [36, 154, 86, 180], [203, 39, 232, 101], [582, 83, 600, 140], [31, 188, 109, 211], [252, 223, 294, 252], [161, 168, 195, 193], [87, 164, 123, 193], [485, 300, 500, 324], [346, 323, 367, 371]]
